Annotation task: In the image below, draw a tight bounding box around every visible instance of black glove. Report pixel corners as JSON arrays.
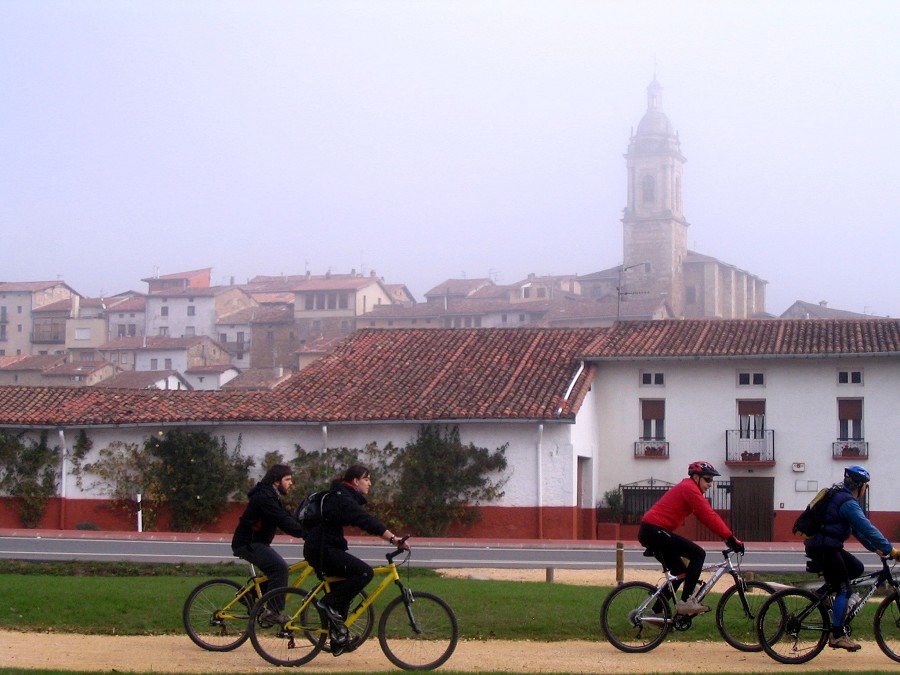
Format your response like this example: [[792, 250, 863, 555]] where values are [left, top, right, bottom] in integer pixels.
[[726, 535, 745, 554]]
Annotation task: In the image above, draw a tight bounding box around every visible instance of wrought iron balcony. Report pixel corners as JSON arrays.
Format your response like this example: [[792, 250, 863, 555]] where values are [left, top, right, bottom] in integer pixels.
[[634, 439, 669, 459], [725, 429, 775, 465], [832, 440, 868, 460]]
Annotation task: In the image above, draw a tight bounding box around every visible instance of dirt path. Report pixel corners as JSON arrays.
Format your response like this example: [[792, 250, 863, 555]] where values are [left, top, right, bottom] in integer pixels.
[[1, 631, 895, 673], [1, 569, 896, 673]]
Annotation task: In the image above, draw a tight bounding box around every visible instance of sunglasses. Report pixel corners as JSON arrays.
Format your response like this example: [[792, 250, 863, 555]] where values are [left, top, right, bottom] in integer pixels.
[[700, 475, 715, 484]]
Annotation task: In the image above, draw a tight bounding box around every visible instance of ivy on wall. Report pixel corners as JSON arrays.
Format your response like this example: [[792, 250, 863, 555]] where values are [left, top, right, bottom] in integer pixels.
[[0, 430, 60, 528]]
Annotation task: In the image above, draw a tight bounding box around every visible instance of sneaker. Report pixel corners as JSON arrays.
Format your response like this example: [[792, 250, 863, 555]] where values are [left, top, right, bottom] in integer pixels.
[[675, 597, 710, 616], [315, 599, 345, 627], [828, 634, 861, 652], [329, 625, 350, 657], [258, 608, 291, 628]]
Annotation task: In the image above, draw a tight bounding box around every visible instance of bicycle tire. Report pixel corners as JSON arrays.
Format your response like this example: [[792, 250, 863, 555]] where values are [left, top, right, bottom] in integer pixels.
[[299, 588, 375, 653], [715, 579, 774, 652], [757, 587, 828, 664], [874, 590, 900, 663], [182, 578, 254, 652], [249, 586, 326, 667], [600, 581, 670, 653], [377, 590, 458, 671]]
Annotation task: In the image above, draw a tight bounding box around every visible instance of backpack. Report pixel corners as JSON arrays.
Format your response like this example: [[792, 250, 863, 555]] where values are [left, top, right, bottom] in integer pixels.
[[792, 485, 838, 539], [293, 488, 334, 537]]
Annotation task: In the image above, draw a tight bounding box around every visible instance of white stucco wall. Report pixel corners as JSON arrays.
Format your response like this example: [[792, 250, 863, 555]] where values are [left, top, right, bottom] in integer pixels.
[[53, 419, 579, 508], [588, 355, 900, 513]]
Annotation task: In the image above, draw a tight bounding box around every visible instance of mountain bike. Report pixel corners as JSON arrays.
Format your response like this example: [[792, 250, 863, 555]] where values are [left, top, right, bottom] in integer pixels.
[[248, 537, 458, 670], [600, 547, 773, 652], [182, 557, 374, 652], [756, 554, 900, 664]]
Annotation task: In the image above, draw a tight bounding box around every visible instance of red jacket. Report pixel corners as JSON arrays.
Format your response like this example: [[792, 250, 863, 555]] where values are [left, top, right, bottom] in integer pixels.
[[641, 477, 733, 540]]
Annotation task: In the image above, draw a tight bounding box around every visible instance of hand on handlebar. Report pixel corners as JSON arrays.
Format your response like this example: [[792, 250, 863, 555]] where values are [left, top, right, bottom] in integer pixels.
[[726, 535, 745, 554]]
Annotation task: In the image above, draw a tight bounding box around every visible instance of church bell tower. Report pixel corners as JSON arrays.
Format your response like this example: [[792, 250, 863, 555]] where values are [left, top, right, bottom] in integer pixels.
[[621, 78, 689, 317]]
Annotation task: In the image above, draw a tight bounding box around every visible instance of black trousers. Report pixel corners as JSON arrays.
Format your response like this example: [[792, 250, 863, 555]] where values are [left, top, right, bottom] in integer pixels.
[[806, 546, 864, 630], [305, 543, 373, 619], [233, 543, 289, 611], [638, 522, 706, 600]]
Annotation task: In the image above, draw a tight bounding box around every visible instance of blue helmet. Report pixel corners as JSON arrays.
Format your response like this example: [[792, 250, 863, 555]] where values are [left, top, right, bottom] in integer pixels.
[[844, 465, 870, 488]]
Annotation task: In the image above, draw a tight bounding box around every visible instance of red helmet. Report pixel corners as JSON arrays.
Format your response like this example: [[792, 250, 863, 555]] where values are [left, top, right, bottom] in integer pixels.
[[688, 461, 720, 477]]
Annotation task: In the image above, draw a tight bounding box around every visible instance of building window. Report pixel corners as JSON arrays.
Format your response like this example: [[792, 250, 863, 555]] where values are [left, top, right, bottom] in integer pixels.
[[187, 305, 195, 316], [117, 325, 127, 337], [738, 400, 766, 439], [641, 372, 665, 386], [642, 175, 655, 203], [158, 326, 168, 336], [738, 371, 765, 386], [128, 324, 137, 336], [150, 358, 158, 370], [184, 326, 195, 336], [305, 294, 314, 310], [641, 399, 665, 440], [267, 331, 274, 345], [838, 399, 863, 440], [339, 293, 349, 309], [164, 358, 172, 369], [75, 328, 91, 340], [501, 314, 507, 324], [160, 306, 169, 317], [838, 370, 863, 385]]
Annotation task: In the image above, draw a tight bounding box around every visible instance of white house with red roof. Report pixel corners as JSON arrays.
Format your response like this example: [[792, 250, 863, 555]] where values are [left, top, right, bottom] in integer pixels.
[[0, 319, 897, 541]]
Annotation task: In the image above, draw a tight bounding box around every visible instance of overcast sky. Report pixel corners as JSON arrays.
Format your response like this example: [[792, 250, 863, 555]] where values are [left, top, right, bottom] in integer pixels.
[[2, 1, 898, 317]]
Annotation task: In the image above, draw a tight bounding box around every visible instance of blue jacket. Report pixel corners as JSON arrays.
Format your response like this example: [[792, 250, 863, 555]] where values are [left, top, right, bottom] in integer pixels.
[[805, 484, 892, 554]]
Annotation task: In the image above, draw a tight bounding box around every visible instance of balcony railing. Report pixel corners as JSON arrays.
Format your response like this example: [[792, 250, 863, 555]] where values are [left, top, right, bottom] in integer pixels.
[[634, 440, 669, 459], [725, 429, 775, 464], [832, 440, 868, 460]]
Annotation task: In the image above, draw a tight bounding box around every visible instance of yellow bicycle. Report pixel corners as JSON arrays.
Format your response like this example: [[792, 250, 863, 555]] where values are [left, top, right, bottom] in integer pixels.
[[182, 558, 374, 652], [248, 538, 458, 670]]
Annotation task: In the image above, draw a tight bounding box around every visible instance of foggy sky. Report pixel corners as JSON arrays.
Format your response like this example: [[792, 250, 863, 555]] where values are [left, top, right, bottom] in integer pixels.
[[2, 1, 898, 317]]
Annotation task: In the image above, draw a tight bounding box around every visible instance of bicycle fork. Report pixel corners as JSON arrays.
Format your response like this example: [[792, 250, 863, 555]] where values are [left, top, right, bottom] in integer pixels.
[[397, 582, 423, 635]]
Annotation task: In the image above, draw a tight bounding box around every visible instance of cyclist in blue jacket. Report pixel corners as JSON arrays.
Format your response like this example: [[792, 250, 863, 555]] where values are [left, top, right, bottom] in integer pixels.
[[805, 465, 900, 651]]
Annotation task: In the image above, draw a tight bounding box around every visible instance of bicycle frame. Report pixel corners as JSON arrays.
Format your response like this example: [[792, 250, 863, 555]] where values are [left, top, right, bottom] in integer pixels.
[[809, 556, 898, 629], [643, 549, 745, 623], [287, 548, 410, 632], [216, 559, 314, 620]]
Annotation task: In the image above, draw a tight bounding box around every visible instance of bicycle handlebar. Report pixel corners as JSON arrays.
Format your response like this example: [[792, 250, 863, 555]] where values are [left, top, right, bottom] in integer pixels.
[[386, 534, 412, 563]]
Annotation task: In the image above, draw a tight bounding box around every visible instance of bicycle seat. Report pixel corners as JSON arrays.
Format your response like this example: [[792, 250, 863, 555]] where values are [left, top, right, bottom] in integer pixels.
[[642, 548, 657, 557], [805, 558, 823, 575]]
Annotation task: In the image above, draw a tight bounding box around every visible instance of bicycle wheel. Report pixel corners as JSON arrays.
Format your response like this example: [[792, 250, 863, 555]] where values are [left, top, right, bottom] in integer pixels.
[[299, 588, 375, 653], [249, 586, 326, 667], [874, 590, 900, 662], [757, 588, 828, 664], [600, 581, 670, 653], [182, 578, 254, 651], [378, 590, 458, 671], [715, 580, 774, 652]]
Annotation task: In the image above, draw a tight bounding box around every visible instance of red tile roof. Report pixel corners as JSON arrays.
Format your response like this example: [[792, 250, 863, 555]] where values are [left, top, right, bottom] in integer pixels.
[[583, 319, 900, 358], [0, 320, 897, 429]]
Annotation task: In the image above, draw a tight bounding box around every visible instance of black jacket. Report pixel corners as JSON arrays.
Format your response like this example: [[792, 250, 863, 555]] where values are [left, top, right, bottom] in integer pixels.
[[231, 481, 306, 551], [303, 481, 387, 555]]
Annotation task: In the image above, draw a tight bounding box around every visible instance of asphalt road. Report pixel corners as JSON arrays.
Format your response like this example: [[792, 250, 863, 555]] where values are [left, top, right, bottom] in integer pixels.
[[0, 528, 815, 572]]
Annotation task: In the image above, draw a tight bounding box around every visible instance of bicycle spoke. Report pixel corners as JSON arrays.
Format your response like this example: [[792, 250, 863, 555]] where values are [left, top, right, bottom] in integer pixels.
[[378, 591, 458, 670], [716, 580, 773, 652], [758, 588, 828, 664], [182, 579, 254, 652], [249, 587, 325, 667], [874, 591, 900, 662], [600, 581, 670, 653]]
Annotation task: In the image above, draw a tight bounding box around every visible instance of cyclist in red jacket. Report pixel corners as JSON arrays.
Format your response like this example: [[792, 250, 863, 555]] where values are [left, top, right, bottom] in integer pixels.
[[638, 461, 745, 615]]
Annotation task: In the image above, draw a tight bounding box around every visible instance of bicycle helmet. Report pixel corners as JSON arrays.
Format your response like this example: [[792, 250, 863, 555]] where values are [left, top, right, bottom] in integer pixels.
[[844, 465, 870, 489], [688, 461, 720, 478]]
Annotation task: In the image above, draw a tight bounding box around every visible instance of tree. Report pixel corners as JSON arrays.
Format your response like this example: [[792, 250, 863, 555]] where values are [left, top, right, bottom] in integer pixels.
[[147, 430, 253, 532], [393, 425, 507, 537], [0, 431, 60, 527]]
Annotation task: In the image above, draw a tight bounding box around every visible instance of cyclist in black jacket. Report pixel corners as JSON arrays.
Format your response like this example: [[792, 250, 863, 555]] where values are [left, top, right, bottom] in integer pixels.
[[303, 464, 407, 654], [231, 464, 306, 625]]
